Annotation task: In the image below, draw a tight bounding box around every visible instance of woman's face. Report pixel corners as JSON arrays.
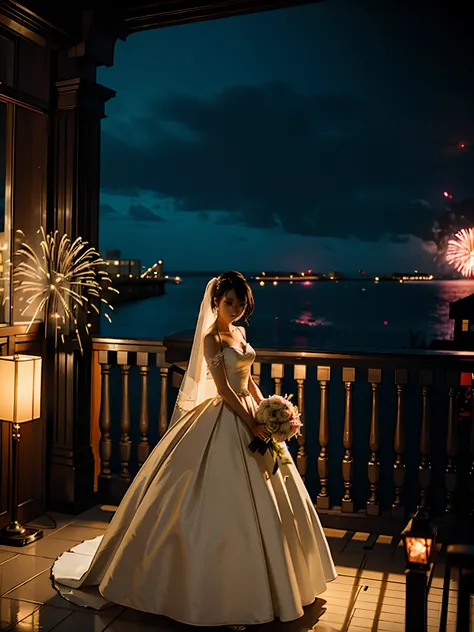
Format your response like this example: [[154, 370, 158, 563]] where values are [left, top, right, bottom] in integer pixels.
[[216, 289, 247, 324]]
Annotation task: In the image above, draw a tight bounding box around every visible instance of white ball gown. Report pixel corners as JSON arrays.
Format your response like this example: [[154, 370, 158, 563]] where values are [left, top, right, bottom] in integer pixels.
[[52, 341, 337, 626]]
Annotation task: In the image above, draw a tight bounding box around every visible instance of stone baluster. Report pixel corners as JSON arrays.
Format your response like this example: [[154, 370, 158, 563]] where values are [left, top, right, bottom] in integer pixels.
[[317, 366, 331, 510], [158, 348, 170, 437], [294, 364, 307, 480], [159, 368, 169, 437], [470, 382, 474, 516], [117, 351, 132, 481], [137, 352, 150, 468], [98, 350, 112, 481], [418, 370, 433, 508], [252, 361, 261, 386], [367, 368, 382, 516], [445, 372, 459, 514], [271, 364, 284, 395], [392, 370, 408, 518], [342, 367, 356, 512]]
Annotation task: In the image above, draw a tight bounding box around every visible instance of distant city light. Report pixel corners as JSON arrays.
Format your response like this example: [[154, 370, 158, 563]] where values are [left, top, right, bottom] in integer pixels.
[[260, 281, 265, 286], [273, 281, 278, 286], [443, 191, 453, 199]]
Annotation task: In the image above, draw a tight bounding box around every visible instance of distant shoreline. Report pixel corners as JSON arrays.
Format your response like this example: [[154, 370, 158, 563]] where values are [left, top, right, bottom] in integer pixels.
[[167, 272, 469, 282]]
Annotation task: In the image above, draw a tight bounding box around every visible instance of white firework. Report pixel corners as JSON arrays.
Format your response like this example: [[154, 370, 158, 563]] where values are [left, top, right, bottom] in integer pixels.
[[13, 227, 118, 353], [446, 228, 474, 278]]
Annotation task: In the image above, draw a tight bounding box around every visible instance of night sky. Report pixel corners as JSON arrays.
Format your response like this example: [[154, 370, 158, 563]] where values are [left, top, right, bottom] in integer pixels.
[[97, 0, 474, 274]]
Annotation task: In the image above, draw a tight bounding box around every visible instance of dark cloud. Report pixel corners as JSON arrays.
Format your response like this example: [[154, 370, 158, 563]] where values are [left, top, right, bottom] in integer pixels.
[[214, 212, 244, 226], [101, 82, 473, 241], [100, 204, 117, 215], [198, 211, 209, 221], [128, 204, 166, 222]]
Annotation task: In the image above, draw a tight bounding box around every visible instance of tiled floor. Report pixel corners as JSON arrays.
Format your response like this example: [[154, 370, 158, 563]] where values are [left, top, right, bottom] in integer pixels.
[[0, 506, 467, 631]]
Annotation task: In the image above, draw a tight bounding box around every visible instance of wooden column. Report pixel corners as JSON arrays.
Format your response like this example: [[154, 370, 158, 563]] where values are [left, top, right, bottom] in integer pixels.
[[445, 372, 458, 514], [366, 368, 381, 516], [294, 364, 307, 480], [418, 370, 433, 509], [316, 366, 331, 510], [392, 369, 407, 518], [341, 367, 356, 512], [47, 44, 116, 512]]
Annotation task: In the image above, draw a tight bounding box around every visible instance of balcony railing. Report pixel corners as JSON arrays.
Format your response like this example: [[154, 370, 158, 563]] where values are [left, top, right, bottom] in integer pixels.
[[90, 333, 474, 537]]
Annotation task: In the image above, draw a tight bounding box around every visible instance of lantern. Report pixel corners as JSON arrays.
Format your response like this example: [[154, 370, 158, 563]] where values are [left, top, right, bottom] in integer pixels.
[[402, 509, 438, 571]]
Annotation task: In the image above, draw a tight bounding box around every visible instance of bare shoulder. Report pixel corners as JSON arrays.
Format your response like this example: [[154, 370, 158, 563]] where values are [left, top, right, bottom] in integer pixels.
[[236, 325, 247, 340], [203, 327, 221, 355]]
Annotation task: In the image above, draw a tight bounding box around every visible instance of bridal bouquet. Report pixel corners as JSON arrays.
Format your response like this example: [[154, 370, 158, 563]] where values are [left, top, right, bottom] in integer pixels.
[[248, 394, 302, 474]]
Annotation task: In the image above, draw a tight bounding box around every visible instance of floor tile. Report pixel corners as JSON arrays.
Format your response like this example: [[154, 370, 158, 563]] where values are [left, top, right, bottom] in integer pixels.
[[9, 539, 82, 561], [24, 513, 74, 534], [6, 605, 72, 631], [47, 525, 105, 543], [0, 557, 52, 598], [70, 505, 116, 529], [42, 608, 122, 632], [0, 598, 40, 631], [102, 609, 178, 632], [1, 511, 464, 632], [0, 551, 17, 566], [4, 570, 76, 608]]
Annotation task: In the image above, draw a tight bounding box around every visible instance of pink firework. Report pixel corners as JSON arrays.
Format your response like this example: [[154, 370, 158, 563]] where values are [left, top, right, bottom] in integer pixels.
[[446, 228, 474, 277]]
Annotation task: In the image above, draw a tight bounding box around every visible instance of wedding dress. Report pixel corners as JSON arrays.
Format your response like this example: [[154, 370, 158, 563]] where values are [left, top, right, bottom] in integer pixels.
[[51, 282, 337, 626]]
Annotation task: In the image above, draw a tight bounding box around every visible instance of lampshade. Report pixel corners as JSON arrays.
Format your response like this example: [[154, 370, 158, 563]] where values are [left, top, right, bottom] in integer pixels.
[[0, 355, 42, 423]]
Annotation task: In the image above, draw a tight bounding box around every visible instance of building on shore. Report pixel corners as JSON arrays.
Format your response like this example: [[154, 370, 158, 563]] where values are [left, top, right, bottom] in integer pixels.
[[104, 250, 141, 278]]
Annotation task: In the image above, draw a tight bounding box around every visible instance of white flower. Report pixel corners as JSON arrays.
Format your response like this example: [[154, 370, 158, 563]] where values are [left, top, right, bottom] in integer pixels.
[[276, 409, 290, 422], [268, 395, 286, 410], [266, 420, 280, 434], [255, 401, 270, 423]]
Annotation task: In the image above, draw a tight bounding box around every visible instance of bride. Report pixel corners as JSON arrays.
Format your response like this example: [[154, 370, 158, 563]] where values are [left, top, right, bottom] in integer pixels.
[[52, 271, 337, 627]]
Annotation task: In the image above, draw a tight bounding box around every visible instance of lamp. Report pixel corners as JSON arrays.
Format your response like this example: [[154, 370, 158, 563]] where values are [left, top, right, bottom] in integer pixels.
[[401, 509, 438, 632], [0, 354, 43, 546], [402, 508, 437, 570]]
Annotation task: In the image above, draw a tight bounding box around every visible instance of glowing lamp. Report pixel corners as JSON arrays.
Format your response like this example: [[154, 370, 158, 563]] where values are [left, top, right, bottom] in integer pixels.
[[0, 355, 41, 422], [0, 355, 43, 546], [402, 509, 437, 571]]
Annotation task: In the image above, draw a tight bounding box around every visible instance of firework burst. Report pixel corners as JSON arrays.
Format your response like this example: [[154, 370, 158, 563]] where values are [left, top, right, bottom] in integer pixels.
[[446, 228, 474, 277], [13, 227, 119, 353]]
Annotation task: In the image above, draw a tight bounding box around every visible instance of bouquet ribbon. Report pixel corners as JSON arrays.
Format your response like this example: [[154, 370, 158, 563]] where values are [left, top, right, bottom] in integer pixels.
[[248, 437, 280, 475]]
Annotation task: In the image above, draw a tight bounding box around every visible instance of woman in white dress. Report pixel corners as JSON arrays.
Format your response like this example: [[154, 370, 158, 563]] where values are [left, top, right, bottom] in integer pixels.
[[52, 271, 337, 628]]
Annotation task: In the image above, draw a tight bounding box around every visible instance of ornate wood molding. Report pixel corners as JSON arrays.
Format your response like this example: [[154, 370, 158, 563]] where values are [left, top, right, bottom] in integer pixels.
[[0, 1, 76, 48], [123, 0, 322, 32]]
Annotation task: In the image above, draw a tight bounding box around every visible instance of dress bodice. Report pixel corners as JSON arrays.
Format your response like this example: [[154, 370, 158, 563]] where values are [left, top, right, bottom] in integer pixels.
[[207, 343, 256, 395]]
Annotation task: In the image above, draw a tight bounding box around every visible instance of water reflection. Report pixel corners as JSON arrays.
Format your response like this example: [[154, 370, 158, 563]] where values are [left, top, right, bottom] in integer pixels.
[[292, 309, 333, 328]]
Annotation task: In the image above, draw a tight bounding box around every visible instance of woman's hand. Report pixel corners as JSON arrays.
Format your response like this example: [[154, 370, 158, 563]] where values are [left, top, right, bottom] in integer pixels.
[[251, 422, 271, 442]]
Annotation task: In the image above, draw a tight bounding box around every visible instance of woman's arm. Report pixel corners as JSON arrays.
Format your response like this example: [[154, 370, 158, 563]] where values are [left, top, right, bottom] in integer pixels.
[[204, 333, 262, 435], [236, 326, 264, 405], [248, 376, 264, 405]]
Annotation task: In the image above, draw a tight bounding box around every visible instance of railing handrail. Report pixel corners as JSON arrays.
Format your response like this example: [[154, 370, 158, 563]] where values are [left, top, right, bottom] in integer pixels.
[[92, 337, 165, 353], [158, 330, 474, 370]]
